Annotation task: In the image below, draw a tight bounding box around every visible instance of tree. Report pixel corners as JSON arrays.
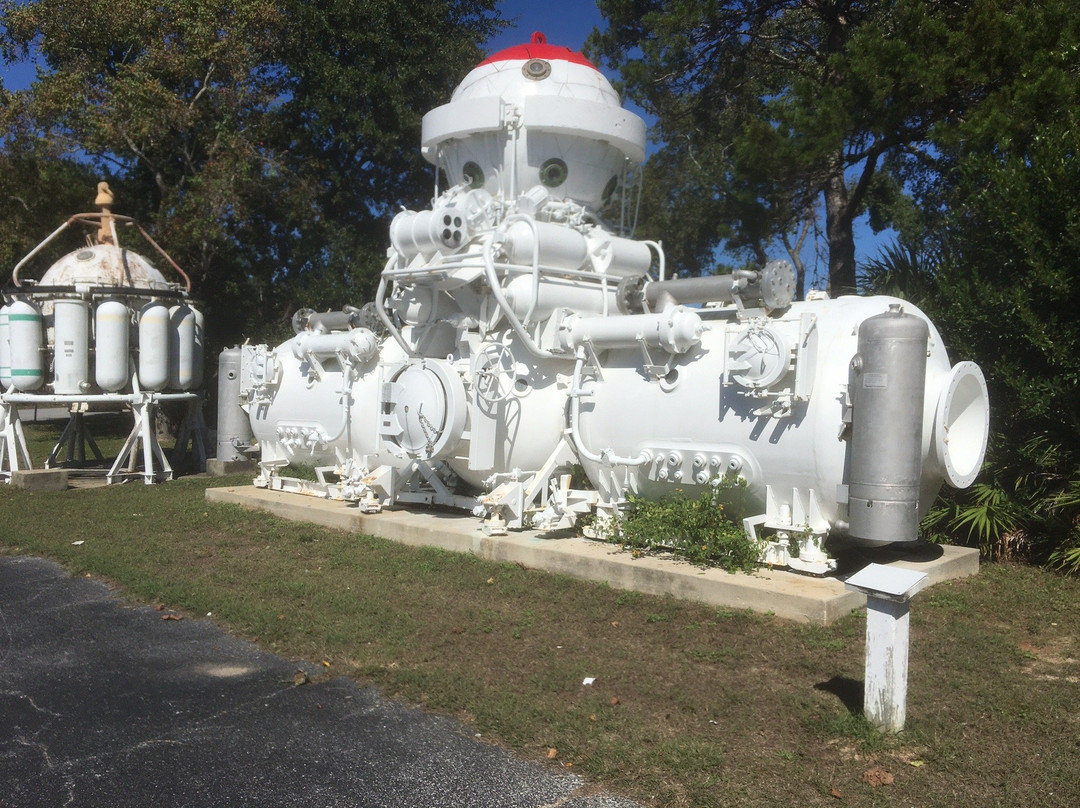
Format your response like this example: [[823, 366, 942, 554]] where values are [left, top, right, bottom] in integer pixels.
[[927, 14, 1080, 563], [0, 0, 503, 348], [857, 0, 1080, 563], [588, 1, 1035, 294]]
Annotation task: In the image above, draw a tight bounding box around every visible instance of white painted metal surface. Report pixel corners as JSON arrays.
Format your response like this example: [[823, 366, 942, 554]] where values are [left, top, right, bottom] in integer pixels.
[[168, 304, 198, 391], [137, 301, 170, 392], [226, 34, 990, 573], [7, 300, 44, 392], [216, 347, 253, 463], [52, 299, 91, 394], [94, 300, 131, 393], [0, 303, 14, 389]]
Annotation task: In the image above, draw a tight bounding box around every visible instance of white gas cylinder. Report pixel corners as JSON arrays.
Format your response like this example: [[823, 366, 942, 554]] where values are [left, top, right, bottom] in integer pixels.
[[191, 305, 205, 388], [52, 299, 91, 394], [501, 220, 588, 270], [7, 299, 44, 391], [169, 304, 197, 390], [0, 303, 11, 389], [138, 301, 170, 391], [95, 299, 131, 392]]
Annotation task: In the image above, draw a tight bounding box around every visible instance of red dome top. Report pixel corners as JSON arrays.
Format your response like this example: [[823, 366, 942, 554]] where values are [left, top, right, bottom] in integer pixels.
[[478, 31, 596, 69]]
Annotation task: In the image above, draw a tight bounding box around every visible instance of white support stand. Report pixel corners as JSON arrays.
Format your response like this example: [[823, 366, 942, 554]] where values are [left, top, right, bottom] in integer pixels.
[[107, 397, 174, 485], [844, 563, 929, 733], [0, 401, 33, 480]]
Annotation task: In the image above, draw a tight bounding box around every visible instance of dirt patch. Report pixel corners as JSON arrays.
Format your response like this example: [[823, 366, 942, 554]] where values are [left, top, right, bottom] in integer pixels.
[[1020, 637, 1080, 683]]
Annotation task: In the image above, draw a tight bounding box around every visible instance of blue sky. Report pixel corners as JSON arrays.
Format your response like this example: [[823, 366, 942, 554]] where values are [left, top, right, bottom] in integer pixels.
[[489, 1, 604, 53]]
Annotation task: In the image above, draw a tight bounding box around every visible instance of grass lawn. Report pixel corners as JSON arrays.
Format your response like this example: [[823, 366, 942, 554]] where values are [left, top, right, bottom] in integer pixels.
[[1, 438, 1078, 806]]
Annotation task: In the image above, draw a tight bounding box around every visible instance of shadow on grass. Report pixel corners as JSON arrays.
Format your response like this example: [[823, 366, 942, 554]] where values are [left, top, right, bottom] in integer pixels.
[[814, 675, 864, 715]]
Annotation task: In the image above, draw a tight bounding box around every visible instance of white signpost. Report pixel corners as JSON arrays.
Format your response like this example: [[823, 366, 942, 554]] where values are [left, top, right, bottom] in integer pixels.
[[844, 563, 929, 733]]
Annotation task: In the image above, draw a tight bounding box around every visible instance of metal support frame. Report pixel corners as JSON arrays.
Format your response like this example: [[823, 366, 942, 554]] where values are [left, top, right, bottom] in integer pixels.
[[107, 397, 174, 485], [45, 409, 106, 468], [0, 401, 32, 480], [171, 396, 209, 473]]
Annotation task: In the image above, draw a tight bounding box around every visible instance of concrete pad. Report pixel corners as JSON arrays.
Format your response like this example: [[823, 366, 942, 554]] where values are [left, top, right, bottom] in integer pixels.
[[10, 468, 69, 491], [206, 458, 259, 476], [206, 485, 980, 626]]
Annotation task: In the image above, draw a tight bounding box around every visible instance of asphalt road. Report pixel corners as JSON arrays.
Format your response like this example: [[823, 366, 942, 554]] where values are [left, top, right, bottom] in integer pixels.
[[0, 556, 641, 808]]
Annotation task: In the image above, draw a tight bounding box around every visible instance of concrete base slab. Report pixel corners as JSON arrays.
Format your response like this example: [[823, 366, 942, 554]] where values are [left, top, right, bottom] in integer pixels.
[[205, 485, 980, 625], [206, 458, 259, 476], [11, 468, 69, 491]]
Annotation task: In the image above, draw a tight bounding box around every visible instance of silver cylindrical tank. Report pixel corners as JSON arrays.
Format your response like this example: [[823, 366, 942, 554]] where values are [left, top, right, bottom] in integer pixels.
[[216, 347, 252, 462], [292, 328, 380, 363], [389, 208, 470, 259], [169, 304, 197, 390], [95, 299, 131, 393], [8, 299, 44, 391], [847, 305, 929, 544], [0, 303, 11, 389], [138, 301, 170, 391], [502, 274, 620, 321], [52, 299, 91, 394]]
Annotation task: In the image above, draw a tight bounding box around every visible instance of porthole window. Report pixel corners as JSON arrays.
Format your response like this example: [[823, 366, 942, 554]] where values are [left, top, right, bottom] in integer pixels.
[[522, 59, 551, 81], [539, 158, 568, 188], [462, 161, 484, 190]]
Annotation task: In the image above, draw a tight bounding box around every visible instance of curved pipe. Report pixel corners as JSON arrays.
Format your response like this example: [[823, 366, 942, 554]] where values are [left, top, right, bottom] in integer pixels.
[[11, 218, 75, 286], [481, 234, 556, 360], [375, 256, 418, 357], [127, 219, 192, 293], [567, 346, 649, 468]]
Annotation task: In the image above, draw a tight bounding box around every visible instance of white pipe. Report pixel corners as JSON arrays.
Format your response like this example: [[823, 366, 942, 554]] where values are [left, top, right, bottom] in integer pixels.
[[375, 260, 416, 357], [2, 392, 200, 404], [481, 236, 555, 360], [568, 346, 649, 467], [641, 240, 665, 282]]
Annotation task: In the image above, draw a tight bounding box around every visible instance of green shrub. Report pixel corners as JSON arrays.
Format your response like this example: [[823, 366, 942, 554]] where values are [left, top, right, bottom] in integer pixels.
[[609, 477, 762, 573]]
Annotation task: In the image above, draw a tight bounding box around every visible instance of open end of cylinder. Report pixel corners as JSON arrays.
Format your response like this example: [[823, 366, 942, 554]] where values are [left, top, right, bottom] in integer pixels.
[[933, 361, 989, 489]]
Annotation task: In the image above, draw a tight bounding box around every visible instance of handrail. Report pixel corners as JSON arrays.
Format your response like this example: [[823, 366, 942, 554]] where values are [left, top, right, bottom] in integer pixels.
[[11, 212, 192, 293], [374, 256, 417, 357]]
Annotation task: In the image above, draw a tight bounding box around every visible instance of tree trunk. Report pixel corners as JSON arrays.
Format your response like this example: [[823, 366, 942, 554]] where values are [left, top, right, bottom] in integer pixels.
[[823, 167, 857, 296]]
